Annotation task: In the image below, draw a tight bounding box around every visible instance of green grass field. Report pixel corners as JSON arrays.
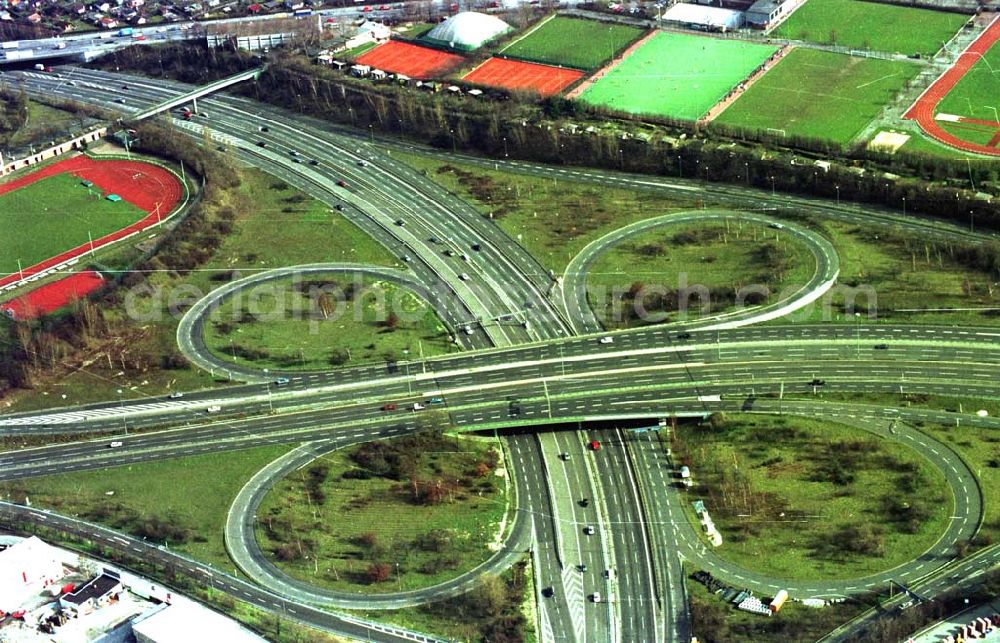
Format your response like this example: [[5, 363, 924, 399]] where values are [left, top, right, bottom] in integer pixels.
[[0, 444, 292, 571], [256, 433, 508, 593], [579, 32, 778, 121], [775, 0, 968, 56], [783, 218, 1000, 326], [585, 220, 816, 327], [717, 49, 922, 144], [673, 414, 951, 579], [204, 274, 456, 370], [0, 172, 147, 275], [393, 152, 707, 274], [936, 40, 1000, 122], [500, 15, 645, 70]]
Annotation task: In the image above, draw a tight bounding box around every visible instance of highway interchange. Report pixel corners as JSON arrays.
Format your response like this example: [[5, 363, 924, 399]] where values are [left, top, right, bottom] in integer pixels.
[[0, 65, 998, 642]]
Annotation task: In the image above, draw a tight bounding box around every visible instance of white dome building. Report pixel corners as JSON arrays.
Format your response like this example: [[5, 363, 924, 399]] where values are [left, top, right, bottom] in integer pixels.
[[422, 12, 512, 51]]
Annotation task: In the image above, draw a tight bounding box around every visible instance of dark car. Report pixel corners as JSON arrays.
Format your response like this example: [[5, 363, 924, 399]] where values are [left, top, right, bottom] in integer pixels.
[[542, 586, 555, 598], [579, 498, 590, 508], [471, 242, 481, 251], [337, 180, 348, 188], [874, 343, 889, 350], [257, 141, 267, 147], [809, 378, 825, 386], [259, 125, 269, 132], [676, 332, 691, 340], [309, 159, 319, 166], [334, 204, 344, 211]]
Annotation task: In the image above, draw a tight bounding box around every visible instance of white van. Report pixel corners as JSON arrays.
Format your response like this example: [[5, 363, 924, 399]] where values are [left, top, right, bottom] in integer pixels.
[[206, 405, 222, 413]]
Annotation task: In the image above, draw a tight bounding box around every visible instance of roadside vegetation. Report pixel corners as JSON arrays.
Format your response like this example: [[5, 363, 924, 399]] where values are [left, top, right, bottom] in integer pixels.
[[0, 146, 398, 412], [0, 444, 292, 570], [671, 414, 951, 579], [256, 431, 510, 594], [686, 572, 868, 642], [802, 218, 1000, 326], [204, 274, 455, 370], [394, 151, 706, 273], [352, 561, 533, 642], [585, 220, 816, 327]]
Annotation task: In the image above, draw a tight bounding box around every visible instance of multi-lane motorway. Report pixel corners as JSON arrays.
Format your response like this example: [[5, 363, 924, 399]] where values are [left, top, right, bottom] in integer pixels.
[[1, 64, 999, 642]]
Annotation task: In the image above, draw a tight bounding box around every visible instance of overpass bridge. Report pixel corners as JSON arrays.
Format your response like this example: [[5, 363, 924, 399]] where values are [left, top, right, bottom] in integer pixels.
[[130, 66, 267, 121]]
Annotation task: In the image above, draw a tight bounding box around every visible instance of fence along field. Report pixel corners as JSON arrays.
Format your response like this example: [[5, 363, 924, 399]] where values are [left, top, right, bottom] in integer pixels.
[[716, 48, 923, 145], [774, 0, 969, 57], [500, 15, 646, 71], [0, 156, 183, 286], [463, 57, 585, 96], [578, 32, 778, 121]]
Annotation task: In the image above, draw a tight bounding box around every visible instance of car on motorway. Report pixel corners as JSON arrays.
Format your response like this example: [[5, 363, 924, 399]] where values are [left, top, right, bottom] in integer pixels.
[[334, 203, 344, 211], [412, 402, 425, 411], [274, 377, 290, 386], [259, 125, 269, 132], [560, 452, 570, 460], [583, 525, 595, 535], [206, 405, 222, 413], [357, 159, 368, 166], [460, 253, 470, 262], [577, 563, 587, 572], [604, 568, 615, 580], [874, 343, 889, 350], [309, 159, 319, 166], [402, 254, 411, 262], [108, 441, 123, 448], [394, 219, 405, 226], [168, 392, 183, 399], [458, 272, 470, 281], [289, 150, 299, 156], [676, 332, 691, 340], [117, 97, 127, 103], [463, 324, 475, 335], [809, 378, 825, 386], [579, 498, 590, 507], [337, 180, 348, 188], [427, 397, 444, 405], [591, 592, 602, 603], [428, 236, 440, 244], [769, 222, 784, 229], [121, 84, 128, 90], [471, 242, 481, 251], [599, 336, 614, 344], [589, 440, 601, 450], [256, 141, 267, 147], [542, 586, 555, 598], [382, 403, 397, 411], [443, 249, 455, 257]]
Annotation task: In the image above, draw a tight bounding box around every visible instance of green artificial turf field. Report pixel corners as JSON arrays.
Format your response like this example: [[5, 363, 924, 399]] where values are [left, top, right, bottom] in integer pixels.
[[0, 172, 146, 275], [717, 48, 923, 144], [936, 39, 1000, 123], [500, 15, 645, 70], [775, 0, 968, 56], [578, 31, 777, 121]]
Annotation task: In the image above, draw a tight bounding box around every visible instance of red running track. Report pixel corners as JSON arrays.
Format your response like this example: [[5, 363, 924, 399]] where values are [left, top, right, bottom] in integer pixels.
[[0, 270, 105, 320], [904, 16, 1000, 156], [0, 156, 183, 290], [463, 57, 585, 97]]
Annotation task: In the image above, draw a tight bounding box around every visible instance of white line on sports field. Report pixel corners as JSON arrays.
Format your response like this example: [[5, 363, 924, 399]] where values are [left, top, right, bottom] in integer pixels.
[[856, 71, 900, 89]]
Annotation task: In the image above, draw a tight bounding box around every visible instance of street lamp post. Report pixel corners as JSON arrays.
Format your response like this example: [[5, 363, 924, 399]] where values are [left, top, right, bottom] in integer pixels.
[[117, 388, 128, 436], [769, 176, 775, 197], [902, 196, 906, 217], [502, 136, 508, 158], [835, 185, 840, 206]]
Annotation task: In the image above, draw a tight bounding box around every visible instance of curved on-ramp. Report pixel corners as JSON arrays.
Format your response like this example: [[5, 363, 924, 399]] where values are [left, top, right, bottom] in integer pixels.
[[176, 263, 468, 382], [224, 437, 532, 609], [559, 210, 840, 334]]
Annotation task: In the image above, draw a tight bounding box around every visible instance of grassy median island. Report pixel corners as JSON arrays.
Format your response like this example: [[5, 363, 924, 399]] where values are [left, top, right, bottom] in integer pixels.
[[255, 431, 510, 594], [783, 218, 1000, 326], [393, 151, 707, 274], [203, 274, 456, 370], [0, 444, 293, 571], [672, 414, 951, 579], [585, 220, 816, 328]]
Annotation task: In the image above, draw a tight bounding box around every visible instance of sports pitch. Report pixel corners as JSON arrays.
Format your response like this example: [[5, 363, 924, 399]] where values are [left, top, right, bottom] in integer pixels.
[[775, 0, 968, 57], [716, 48, 923, 144], [935, 39, 1000, 123], [500, 16, 645, 71], [0, 173, 146, 275], [578, 32, 778, 121]]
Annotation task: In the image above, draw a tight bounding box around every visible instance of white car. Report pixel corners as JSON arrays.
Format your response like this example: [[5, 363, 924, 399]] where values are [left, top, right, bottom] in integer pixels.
[[591, 592, 602, 603], [206, 405, 222, 413], [458, 273, 470, 281], [412, 403, 425, 411], [168, 392, 183, 399], [108, 441, 123, 448], [584, 525, 596, 535], [599, 336, 614, 344]]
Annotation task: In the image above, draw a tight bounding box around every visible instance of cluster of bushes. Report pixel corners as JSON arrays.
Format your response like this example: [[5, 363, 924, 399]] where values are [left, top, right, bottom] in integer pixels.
[[0, 87, 28, 147]]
